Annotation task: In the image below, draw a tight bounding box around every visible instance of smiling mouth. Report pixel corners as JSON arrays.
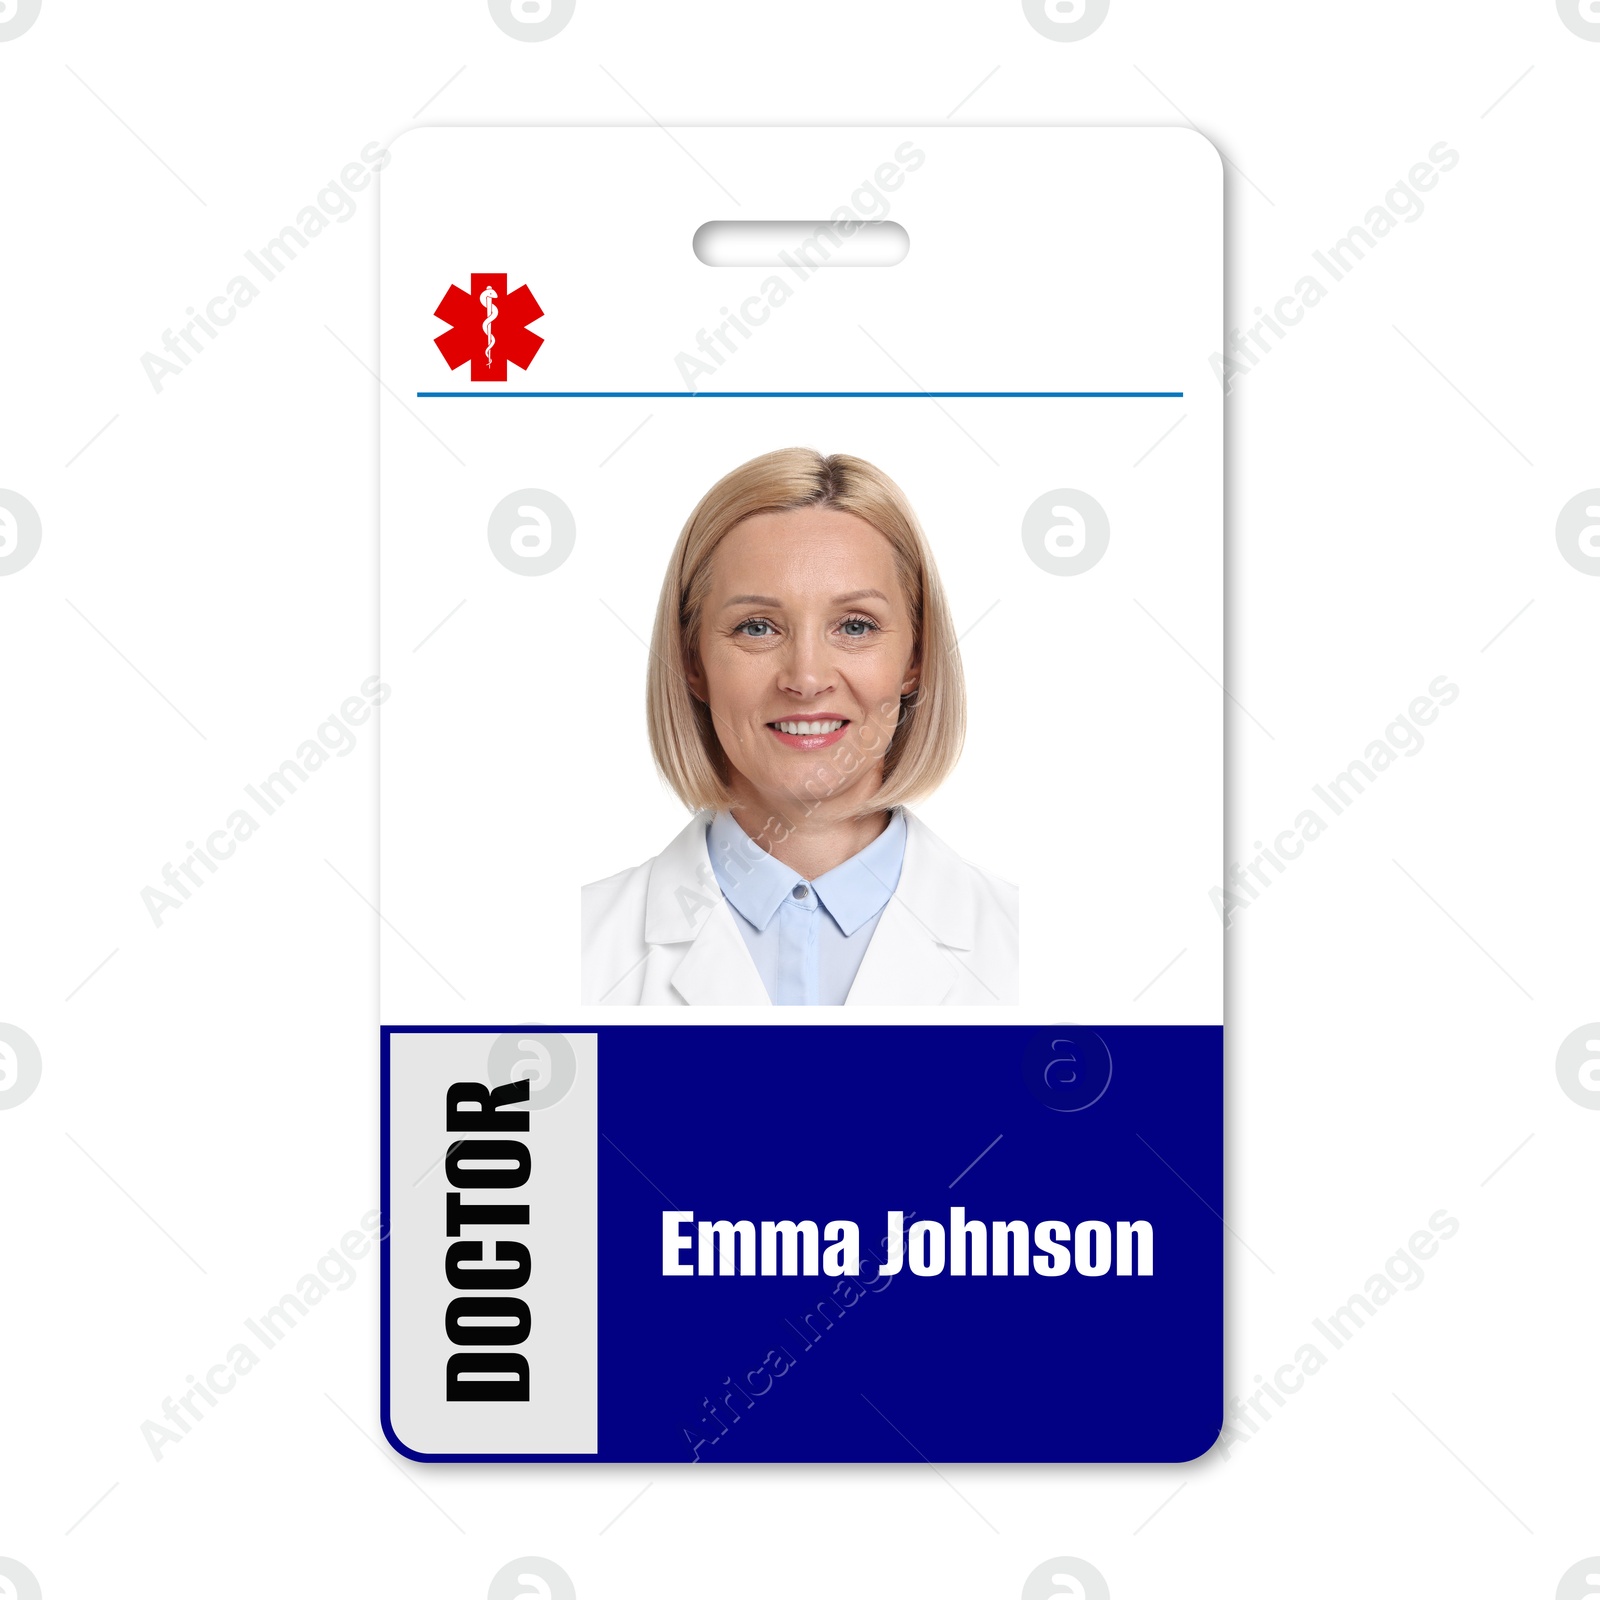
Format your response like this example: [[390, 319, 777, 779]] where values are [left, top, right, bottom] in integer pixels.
[[767, 717, 850, 750]]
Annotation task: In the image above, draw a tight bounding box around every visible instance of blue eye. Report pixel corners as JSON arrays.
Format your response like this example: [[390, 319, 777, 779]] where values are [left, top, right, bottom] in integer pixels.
[[735, 619, 775, 638], [839, 616, 878, 637]]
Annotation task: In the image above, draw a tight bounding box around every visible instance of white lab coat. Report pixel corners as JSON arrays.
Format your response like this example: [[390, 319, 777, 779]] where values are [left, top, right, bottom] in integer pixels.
[[581, 809, 1018, 1006]]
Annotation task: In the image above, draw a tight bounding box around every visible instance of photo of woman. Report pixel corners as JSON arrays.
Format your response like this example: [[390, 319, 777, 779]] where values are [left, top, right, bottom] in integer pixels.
[[581, 447, 1018, 1006]]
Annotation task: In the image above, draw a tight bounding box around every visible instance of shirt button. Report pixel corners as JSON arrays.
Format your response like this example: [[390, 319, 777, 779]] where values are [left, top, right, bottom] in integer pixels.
[[791, 884, 809, 899]]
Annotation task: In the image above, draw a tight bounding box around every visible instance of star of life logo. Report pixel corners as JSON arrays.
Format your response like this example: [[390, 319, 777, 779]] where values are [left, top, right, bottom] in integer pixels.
[[433, 273, 544, 382]]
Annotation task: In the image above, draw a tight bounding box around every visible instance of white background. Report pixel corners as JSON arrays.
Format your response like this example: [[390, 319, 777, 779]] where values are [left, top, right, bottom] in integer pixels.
[[2, 4, 1597, 1599], [378, 125, 1221, 1025]]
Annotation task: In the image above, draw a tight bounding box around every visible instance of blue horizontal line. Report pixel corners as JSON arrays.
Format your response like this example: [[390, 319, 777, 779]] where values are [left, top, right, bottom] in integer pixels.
[[414, 390, 1184, 399]]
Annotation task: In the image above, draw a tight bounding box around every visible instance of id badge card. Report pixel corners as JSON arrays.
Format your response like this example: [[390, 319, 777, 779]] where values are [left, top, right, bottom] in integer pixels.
[[377, 125, 1222, 1462]]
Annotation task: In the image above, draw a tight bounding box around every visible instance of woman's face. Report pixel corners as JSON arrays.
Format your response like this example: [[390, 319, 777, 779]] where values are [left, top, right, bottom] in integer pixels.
[[689, 505, 920, 813]]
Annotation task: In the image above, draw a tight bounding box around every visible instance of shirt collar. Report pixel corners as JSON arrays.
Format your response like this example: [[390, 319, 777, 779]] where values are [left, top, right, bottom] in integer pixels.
[[705, 808, 907, 937], [706, 810, 800, 933], [810, 808, 906, 935]]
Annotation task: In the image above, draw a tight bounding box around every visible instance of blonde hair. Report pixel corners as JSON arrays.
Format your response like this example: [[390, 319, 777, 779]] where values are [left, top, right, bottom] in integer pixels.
[[647, 447, 966, 815]]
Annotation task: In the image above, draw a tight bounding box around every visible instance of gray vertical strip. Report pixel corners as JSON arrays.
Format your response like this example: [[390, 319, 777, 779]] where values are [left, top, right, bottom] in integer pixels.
[[388, 1031, 599, 1456]]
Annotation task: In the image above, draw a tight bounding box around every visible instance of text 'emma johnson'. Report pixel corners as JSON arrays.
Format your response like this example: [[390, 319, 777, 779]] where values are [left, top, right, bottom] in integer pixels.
[[662, 1210, 1154, 1278]]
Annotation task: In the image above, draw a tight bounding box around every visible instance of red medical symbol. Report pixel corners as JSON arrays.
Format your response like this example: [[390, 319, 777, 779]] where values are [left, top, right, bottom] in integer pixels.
[[433, 273, 544, 382]]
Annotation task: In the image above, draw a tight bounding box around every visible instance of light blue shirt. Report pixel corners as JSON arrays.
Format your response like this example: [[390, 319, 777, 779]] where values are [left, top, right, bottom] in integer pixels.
[[705, 809, 908, 1006]]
